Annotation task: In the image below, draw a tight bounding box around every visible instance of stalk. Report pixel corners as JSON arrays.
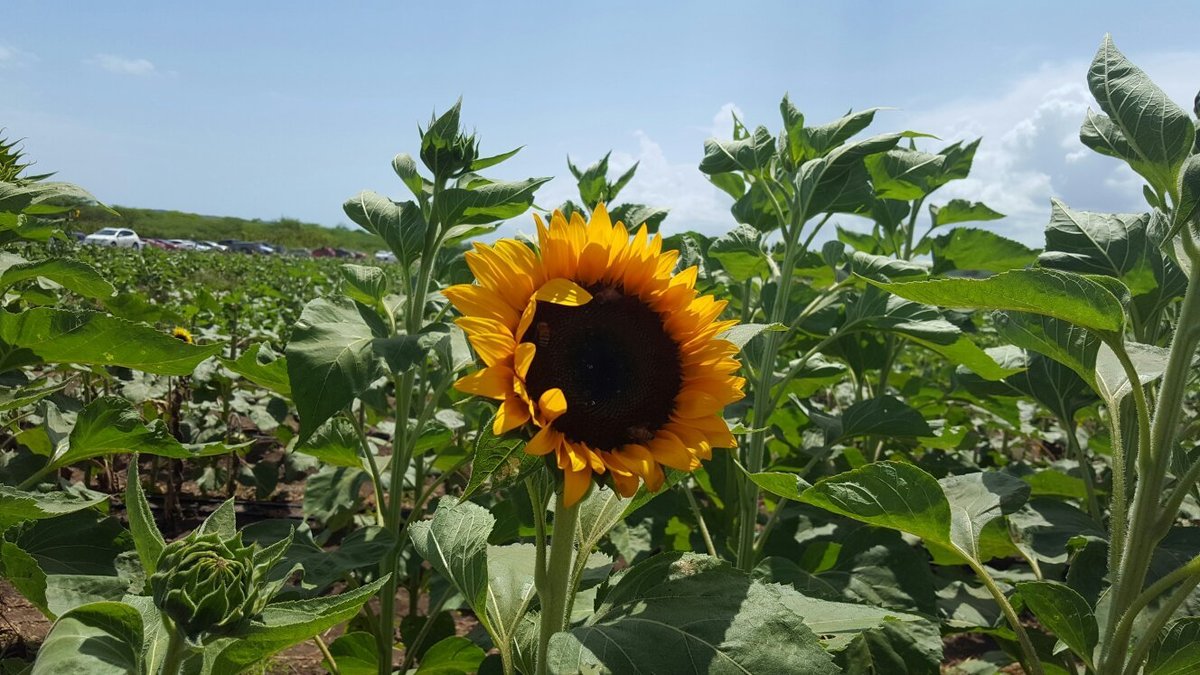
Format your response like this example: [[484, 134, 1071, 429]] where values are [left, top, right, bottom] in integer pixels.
[[160, 627, 188, 675], [1099, 237, 1200, 673], [736, 198, 806, 571], [535, 492, 579, 675], [965, 558, 1044, 675]]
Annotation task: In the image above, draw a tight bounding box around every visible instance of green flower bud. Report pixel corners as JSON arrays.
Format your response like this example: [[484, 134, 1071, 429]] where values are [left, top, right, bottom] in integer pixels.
[[419, 100, 479, 180], [149, 532, 270, 640]]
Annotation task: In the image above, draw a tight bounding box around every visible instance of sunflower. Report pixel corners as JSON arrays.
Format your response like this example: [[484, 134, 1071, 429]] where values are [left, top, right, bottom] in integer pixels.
[[171, 327, 195, 344], [445, 204, 744, 506]]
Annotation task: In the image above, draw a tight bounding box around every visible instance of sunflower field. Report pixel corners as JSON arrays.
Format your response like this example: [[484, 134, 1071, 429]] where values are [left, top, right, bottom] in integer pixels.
[[2, 35, 1200, 675]]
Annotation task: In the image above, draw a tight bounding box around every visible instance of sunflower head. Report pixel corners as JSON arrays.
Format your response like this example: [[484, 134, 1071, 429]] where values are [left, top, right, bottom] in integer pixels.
[[447, 204, 744, 506], [172, 327, 195, 344]]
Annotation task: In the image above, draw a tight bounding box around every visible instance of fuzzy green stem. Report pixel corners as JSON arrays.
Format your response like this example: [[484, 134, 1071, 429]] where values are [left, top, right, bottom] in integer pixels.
[[161, 627, 188, 675], [314, 634, 340, 675], [682, 482, 718, 557], [1121, 559, 1200, 675], [535, 491, 579, 675], [965, 558, 1044, 675]]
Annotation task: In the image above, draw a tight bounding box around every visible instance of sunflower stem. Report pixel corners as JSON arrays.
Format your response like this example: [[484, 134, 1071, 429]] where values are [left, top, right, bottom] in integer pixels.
[[161, 625, 188, 675], [535, 491, 579, 675]]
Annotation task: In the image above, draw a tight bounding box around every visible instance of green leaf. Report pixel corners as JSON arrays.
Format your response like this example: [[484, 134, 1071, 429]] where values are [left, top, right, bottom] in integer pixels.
[[744, 468, 811, 501], [716, 322, 784, 351], [609, 203, 668, 234], [866, 268, 1125, 334], [1039, 199, 1162, 295], [0, 308, 223, 375], [832, 617, 944, 674], [709, 224, 768, 281], [392, 153, 428, 200], [931, 228, 1037, 275], [209, 578, 388, 673], [929, 199, 1005, 229], [830, 395, 934, 441], [940, 471, 1030, 563], [460, 424, 539, 501], [1094, 341, 1170, 405], [436, 177, 551, 227], [31, 601, 143, 675], [53, 396, 234, 471], [415, 636, 486, 674], [410, 497, 494, 619], [1015, 581, 1098, 668], [800, 462, 951, 546], [325, 631, 377, 675], [286, 298, 385, 443], [471, 146, 522, 171], [793, 107, 883, 162], [125, 458, 165, 577], [220, 342, 291, 397], [0, 258, 114, 299], [699, 126, 776, 174], [1147, 617, 1200, 675], [344, 192, 427, 266], [0, 540, 49, 616], [546, 552, 838, 674], [0, 485, 109, 531], [849, 251, 930, 280], [340, 264, 388, 306], [1083, 35, 1195, 195], [295, 416, 364, 469], [994, 312, 1099, 387]]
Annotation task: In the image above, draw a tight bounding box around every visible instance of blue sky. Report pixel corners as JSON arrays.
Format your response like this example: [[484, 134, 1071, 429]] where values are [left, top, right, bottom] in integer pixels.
[[3, 1, 1199, 244]]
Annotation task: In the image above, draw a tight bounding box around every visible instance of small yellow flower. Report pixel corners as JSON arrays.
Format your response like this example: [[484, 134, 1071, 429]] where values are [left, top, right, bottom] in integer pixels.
[[446, 204, 744, 506], [171, 327, 195, 344]]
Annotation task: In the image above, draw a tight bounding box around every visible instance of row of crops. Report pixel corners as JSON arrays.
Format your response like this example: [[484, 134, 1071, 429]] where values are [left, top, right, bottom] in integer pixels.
[[1, 36, 1198, 675]]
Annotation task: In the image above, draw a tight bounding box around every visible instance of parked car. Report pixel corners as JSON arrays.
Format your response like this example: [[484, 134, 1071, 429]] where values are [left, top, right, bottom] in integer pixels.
[[375, 249, 397, 262], [166, 239, 199, 250], [83, 227, 144, 249], [311, 246, 338, 258], [201, 240, 228, 252]]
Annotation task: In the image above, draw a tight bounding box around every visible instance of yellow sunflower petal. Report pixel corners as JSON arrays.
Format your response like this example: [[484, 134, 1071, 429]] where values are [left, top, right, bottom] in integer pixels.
[[533, 278, 593, 306], [514, 342, 536, 379], [526, 426, 562, 456], [648, 431, 699, 471], [453, 365, 513, 400], [562, 464, 592, 507], [493, 397, 531, 435], [443, 284, 519, 330], [674, 389, 724, 419], [538, 387, 568, 422]]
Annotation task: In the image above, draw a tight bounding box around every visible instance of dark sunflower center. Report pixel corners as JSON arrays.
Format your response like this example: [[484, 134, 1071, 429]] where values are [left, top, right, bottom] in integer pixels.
[[522, 285, 682, 450]]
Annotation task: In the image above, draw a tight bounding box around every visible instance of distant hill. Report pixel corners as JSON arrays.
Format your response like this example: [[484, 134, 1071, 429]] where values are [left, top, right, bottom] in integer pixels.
[[73, 205, 384, 251]]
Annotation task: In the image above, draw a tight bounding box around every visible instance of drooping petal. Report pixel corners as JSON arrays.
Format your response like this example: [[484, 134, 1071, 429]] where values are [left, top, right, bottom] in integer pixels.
[[493, 397, 531, 435], [533, 278, 593, 306], [453, 365, 513, 400]]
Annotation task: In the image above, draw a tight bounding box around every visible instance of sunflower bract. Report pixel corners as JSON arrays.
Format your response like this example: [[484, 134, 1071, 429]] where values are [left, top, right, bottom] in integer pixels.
[[446, 203, 745, 506], [149, 532, 269, 641]]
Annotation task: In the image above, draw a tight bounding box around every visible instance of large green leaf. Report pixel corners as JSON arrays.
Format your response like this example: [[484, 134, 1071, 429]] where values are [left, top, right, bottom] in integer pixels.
[[1094, 341, 1170, 406], [1082, 36, 1195, 195], [286, 298, 385, 443], [31, 601, 144, 675], [436, 177, 551, 226], [51, 396, 236, 471], [867, 268, 1126, 335], [414, 636, 486, 674], [208, 578, 388, 673], [1039, 199, 1173, 297], [1147, 617, 1200, 675], [460, 424, 539, 501], [294, 416, 364, 469], [1015, 581, 1098, 669], [220, 342, 291, 397], [800, 462, 1027, 565], [343, 191, 427, 266], [546, 552, 838, 674], [0, 484, 108, 531], [700, 126, 776, 174], [931, 227, 1037, 275], [800, 462, 950, 545], [125, 458, 165, 577], [0, 258, 114, 299], [410, 497, 493, 621], [709, 224, 768, 281], [928, 199, 1005, 229], [0, 307, 223, 375], [994, 312, 1099, 387]]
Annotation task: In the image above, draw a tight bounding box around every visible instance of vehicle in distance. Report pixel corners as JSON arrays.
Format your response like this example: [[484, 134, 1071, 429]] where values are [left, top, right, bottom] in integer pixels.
[[83, 228, 144, 249], [375, 250, 397, 262]]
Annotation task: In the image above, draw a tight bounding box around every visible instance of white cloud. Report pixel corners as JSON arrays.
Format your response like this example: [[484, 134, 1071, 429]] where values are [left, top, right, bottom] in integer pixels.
[[88, 53, 158, 76], [891, 51, 1200, 245], [0, 44, 37, 67]]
